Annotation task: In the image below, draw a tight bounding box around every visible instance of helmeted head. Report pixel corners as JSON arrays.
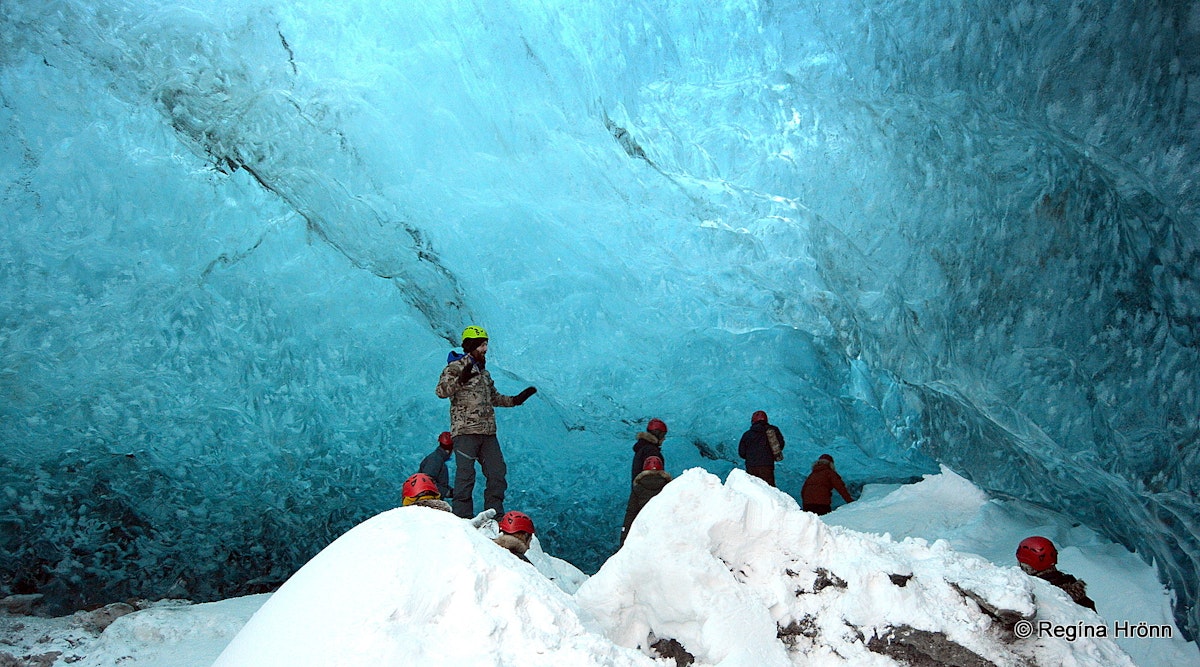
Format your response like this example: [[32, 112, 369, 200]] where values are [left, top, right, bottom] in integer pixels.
[[461, 325, 489, 355], [438, 431, 454, 451], [647, 418, 668, 436], [814, 453, 835, 471], [498, 510, 535, 537], [401, 473, 440, 506], [1016, 536, 1058, 571], [751, 410, 768, 423], [643, 456, 664, 471]]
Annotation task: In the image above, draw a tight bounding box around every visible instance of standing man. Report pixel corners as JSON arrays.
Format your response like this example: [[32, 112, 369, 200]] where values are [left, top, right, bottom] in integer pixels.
[[737, 410, 785, 487], [436, 325, 537, 518], [417, 431, 455, 500]]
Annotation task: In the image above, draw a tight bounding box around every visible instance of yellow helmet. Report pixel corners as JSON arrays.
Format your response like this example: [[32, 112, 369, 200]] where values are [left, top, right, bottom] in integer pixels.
[[462, 325, 489, 340]]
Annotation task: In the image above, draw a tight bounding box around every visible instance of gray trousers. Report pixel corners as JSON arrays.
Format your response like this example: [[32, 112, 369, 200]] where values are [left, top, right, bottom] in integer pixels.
[[452, 434, 507, 518]]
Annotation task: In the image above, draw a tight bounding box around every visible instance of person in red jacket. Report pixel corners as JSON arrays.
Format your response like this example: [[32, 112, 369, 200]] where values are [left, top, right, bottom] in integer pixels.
[[800, 453, 852, 515]]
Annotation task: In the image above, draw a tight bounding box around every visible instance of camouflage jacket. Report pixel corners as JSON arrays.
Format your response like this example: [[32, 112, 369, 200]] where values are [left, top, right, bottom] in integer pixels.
[[493, 533, 532, 562], [435, 353, 516, 436], [1034, 567, 1098, 612]]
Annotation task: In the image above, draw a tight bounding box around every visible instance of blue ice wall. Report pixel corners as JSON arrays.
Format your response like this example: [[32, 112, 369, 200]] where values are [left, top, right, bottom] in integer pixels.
[[1, 0, 1197, 636]]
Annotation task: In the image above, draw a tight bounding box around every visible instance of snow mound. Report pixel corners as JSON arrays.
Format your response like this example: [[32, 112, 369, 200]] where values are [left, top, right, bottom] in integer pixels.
[[577, 468, 1133, 667], [76, 596, 268, 667], [214, 470, 1134, 667], [212, 506, 651, 667]]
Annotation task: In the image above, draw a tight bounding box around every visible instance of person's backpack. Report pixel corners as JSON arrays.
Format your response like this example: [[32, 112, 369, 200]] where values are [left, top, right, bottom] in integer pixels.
[[767, 426, 785, 461]]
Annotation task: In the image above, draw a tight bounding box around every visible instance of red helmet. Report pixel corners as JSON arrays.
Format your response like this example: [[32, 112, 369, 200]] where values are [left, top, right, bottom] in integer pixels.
[[1016, 536, 1058, 571], [751, 410, 768, 423], [643, 456, 664, 471], [438, 431, 454, 449], [498, 510, 535, 535], [647, 418, 668, 434], [402, 473, 439, 500]]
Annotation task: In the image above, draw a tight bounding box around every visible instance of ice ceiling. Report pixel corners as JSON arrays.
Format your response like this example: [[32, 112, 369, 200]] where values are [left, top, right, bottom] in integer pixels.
[[1, 0, 1197, 638]]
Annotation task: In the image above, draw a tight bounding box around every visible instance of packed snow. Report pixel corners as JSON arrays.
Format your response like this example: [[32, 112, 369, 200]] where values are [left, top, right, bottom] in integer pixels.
[[2, 468, 1194, 667]]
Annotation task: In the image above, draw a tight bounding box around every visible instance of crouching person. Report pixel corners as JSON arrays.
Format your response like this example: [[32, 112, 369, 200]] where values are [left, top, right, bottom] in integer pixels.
[[1016, 536, 1097, 611], [801, 453, 853, 515], [417, 431, 455, 500], [620, 456, 672, 546], [401, 473, 452, 512], [494, 510, 536, 563]]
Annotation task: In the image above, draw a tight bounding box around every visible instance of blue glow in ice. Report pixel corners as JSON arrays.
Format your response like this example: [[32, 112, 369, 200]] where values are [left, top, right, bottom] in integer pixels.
[[1, 0, 1196, 639]]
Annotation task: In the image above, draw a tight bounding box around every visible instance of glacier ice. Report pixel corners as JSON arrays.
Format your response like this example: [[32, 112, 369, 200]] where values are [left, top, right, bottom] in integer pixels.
[[1, 0, 1197, 641]]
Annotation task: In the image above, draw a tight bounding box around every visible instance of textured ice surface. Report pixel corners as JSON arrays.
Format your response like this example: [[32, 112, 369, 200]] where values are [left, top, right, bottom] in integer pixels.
[[1, 0, 1197, 639]]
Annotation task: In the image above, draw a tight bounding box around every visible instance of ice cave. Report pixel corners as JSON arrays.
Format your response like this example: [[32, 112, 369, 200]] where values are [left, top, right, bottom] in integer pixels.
[[1, 0, 1197, 645]]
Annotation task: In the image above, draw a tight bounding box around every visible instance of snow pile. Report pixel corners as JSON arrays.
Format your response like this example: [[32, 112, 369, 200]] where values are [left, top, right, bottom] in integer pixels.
[[580, 469, 1129, 666], [829, 467, 1200, 667], [830, 465, 992, 540], [0, 596, 266, 667], [212, 507, 647, 667], [74, 596, 267, 667], [210, 469, 1133, 667]]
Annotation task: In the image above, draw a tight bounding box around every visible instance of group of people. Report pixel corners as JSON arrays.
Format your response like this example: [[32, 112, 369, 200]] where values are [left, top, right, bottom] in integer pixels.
[[404, 325, 862, 554], [618, 411, 856, 544], [398, 325, 541, 561], [399, 325, 1100, 612], [735, 410, 855, 515], [400, 468, 537, 561]]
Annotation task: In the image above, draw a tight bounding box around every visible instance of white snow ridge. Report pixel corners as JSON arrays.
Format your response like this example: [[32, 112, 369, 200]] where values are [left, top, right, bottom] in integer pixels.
[[212, 469, 1132, 667]]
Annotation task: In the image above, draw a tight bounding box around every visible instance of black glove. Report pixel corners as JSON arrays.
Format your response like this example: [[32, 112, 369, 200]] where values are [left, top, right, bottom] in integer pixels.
[[458, 361, 476, 385], [513, 386, 537, 406]]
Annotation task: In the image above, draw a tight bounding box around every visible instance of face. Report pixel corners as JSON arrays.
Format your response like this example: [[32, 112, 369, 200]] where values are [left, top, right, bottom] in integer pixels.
[[472, 339, 489, 361]]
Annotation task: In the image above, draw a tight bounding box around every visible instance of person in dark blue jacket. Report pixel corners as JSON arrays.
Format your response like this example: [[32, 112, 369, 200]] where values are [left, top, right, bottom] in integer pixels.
[[418, 431, 455, 499], [737, 410, 785, 487]]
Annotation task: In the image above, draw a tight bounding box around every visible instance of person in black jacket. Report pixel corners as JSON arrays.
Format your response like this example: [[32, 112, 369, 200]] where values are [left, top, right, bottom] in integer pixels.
[[620, 456, 672, 546], [631, 418, 668, 482], [737, 410, 785, 487], [417, 431, 455, 499]]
